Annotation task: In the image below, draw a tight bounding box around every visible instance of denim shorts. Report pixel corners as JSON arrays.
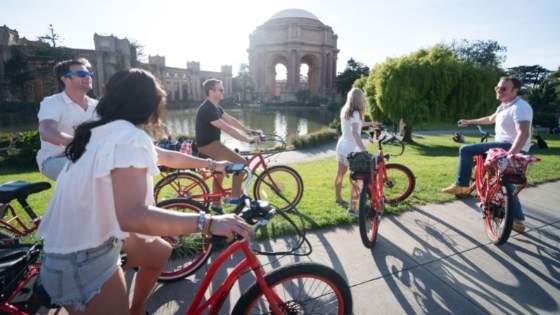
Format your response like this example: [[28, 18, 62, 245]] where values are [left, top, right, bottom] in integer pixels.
[[39, 237, 123, 311]]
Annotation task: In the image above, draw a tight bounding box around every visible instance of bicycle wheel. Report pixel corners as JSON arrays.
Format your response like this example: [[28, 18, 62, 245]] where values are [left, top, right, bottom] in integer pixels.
[[253, 165, 304, 212], [358, 179, 381, 249], [383, 163, 415, 204], [484, 183, 514, 245], [154, 171, 210, 206], [232, 262, 352, 315], [156, 198, 213, 281]]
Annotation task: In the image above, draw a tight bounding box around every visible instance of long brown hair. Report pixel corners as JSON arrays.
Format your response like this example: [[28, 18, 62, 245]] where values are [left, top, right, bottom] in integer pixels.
[[65, 69, 166, 162]]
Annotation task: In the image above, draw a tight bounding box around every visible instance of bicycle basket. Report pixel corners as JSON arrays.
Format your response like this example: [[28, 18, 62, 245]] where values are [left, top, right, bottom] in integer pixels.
[[347, 151, 373, 174], [484, 148, 540, 184]]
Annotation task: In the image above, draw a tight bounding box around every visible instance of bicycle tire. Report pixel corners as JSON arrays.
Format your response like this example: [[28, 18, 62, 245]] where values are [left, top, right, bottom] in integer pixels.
[[231, 262, 352, 315], [156, 198, 213, 281], [484, 182, 514, 245], [153, 171, 210, 206], [358, 178, 381, 249], [253, 165, 304, 212], [383, 163, 415, 204]]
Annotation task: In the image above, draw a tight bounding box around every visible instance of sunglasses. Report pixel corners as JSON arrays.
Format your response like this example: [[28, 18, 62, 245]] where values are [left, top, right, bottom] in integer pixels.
[[495, 86, 507, 92], [65, 70, 94, 78]]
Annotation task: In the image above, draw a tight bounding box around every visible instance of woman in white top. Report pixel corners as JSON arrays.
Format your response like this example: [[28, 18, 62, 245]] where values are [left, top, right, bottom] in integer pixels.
[[334, 88, 369, 216], [38, 69, 250, 315]]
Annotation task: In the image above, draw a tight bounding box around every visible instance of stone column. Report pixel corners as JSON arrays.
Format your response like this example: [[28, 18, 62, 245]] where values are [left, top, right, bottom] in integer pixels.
[[178, 80, 183, 100], [95, 53, 105, 96]]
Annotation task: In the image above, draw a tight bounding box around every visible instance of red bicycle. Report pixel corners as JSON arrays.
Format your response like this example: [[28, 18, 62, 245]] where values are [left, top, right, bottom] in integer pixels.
[[469, 127, 539, 245], [154, 134, 304, 212], [185, 198, 352, 314], [350, 126, 416, 249]]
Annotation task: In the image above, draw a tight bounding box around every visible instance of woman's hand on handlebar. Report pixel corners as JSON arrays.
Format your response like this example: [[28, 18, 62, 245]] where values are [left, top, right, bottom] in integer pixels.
[[210, 214, 252, 240]]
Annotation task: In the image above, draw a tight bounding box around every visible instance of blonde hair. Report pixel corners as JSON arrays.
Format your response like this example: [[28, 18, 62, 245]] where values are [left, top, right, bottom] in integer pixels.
[[341, 88, 366, 120]]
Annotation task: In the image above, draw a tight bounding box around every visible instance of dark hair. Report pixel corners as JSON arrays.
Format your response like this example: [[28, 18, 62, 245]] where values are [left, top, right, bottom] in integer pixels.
[[202, 78, 222, 96], [65, 68, 166, 162], [500, 76, 522, 91], [54, 58, 90, 91]]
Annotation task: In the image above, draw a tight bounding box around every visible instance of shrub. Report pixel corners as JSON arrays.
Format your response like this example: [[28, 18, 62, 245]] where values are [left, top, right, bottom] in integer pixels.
[[290, 128, 338, 149], [0, 130, 40, 168]]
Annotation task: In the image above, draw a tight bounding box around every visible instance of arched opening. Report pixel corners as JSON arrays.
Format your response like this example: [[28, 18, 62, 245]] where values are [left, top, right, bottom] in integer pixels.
[[300, 54, 318, 96], [299, 63, 309, 89], [272, 60, 288, 97]]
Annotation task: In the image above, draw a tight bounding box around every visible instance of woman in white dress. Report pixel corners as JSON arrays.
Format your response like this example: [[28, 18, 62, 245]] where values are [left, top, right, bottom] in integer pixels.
[[334, 88, 370, 216]]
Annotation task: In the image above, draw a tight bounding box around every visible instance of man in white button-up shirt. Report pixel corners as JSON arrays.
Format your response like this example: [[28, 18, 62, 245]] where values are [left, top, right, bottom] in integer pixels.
[[36, 58, 98, 180]]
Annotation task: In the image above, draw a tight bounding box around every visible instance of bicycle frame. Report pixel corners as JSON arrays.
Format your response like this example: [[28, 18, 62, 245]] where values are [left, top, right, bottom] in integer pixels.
[[186, 238, 284, 315], [0, 199, 41, 238]]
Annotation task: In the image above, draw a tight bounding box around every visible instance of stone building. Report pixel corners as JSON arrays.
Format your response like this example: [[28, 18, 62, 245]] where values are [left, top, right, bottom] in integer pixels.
[[0, 25, 232, 104], [248, 9, 339, 101], [145, 56, 232, 103]]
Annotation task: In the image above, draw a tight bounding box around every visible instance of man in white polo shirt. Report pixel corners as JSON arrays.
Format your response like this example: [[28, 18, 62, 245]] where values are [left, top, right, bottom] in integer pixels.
[[36, 58, 98, 180], [442, 76, 533, 232]]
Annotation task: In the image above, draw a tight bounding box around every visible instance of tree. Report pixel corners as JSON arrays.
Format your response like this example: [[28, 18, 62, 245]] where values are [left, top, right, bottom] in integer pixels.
[[445, 39, 507, 67], [232, 64, 254, 103], [335, 58, 369, 96], [364, 45, 502, 142], [507, 65, 552, 91], [129, 40, 146, 65], [38, 24, 62, 48]]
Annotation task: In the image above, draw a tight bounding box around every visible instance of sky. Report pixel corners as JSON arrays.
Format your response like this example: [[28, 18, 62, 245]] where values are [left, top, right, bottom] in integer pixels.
[[1, 0, 559, 75]]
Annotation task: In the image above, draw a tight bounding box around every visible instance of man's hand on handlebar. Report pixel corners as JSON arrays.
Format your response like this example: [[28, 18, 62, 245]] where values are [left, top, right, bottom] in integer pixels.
[[457, 119, 470, 128]]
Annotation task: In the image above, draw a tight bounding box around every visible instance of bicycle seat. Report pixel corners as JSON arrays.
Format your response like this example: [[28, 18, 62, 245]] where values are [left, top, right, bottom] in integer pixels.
[[0, 181, 51, 204]]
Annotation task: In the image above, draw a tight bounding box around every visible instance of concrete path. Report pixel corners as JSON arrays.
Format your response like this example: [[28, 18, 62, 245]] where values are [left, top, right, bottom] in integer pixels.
[[142, 180, 560, 314]]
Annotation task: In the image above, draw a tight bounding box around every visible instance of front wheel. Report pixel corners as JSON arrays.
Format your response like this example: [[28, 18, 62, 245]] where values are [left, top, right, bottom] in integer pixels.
[[358, 178, 381, 249], [253, 165, 304, 212], [156, 198, 213, 281], [232, 262, 352, 315], [153, 171, 210, 206], [383, 163, 415, 204], [484, 183, 514, 245]]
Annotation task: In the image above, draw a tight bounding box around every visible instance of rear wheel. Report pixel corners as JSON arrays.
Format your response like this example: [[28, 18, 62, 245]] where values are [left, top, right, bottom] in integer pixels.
[[484, 182, 514, 245], [153, 171, 210, 206], [358, 178, 381, 249], [232, 262, 352, 315], [253, 165, 304, 212], [156, 199, 212, 281], [383, 163, 415, 204]]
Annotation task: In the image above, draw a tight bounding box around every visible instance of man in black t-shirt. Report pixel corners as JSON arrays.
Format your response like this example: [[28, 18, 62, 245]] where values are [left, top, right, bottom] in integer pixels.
[[196, 78, 261, 212]]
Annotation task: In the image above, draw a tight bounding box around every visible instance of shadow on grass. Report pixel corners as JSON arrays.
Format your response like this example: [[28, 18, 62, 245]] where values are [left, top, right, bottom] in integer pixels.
[[407, 141, 460, 157]]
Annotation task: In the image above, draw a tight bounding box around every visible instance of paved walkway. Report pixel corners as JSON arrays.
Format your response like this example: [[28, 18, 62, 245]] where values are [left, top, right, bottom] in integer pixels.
[[141, 180, 560, 314]]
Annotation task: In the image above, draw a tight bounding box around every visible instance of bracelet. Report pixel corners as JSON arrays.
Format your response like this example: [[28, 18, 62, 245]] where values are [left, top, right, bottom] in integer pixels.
[[202, 215, 213, 237], [197, 211, 206, 231], [206, 159, 216, 171]]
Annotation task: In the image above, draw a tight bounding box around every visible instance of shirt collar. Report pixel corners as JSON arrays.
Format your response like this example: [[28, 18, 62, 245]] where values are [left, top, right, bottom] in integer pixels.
[[502, 96, 519, 108], [61, 91, 96, 107]]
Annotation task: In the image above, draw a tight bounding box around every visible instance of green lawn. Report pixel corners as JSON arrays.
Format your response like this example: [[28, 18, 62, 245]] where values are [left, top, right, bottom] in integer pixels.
[[2, 134, 560, 240]]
